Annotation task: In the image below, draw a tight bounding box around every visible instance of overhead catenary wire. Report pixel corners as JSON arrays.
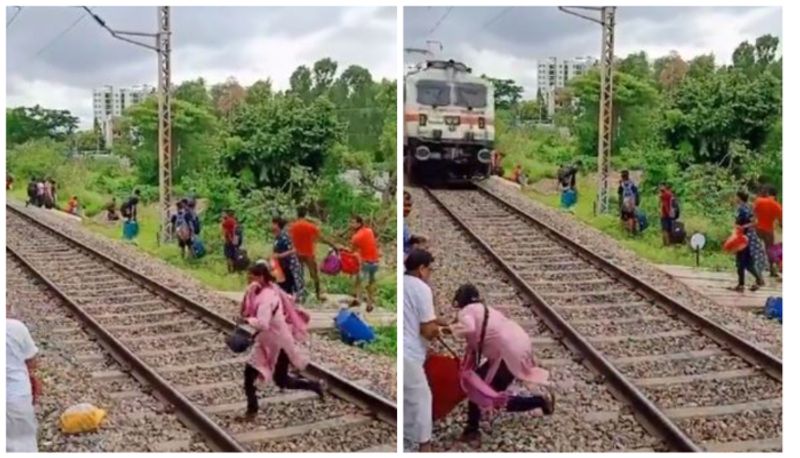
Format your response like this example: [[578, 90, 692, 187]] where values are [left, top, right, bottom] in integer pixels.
[[481, 7, 512, 31], [7, 6, 23, 27], [427, 6, 453, 37], [34, 11, 87, 57]]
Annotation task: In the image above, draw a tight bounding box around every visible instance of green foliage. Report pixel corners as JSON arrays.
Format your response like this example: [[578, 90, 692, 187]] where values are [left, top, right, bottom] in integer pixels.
[[482, 75, 523, 109], [7, 105, 79, 145]]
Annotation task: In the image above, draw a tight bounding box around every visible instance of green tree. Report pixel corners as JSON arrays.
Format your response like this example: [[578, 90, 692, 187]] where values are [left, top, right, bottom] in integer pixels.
[[223, 93, 340, 188], [289, 65, 313, 101], [618, 51, 651, 80], [245, 79, 274, 105], [312, 58, 338, 97], [7, 105, 79, 145], [482, 75, 523, 109], [175, 78, 211, 108], [687, 54, 715, 79]]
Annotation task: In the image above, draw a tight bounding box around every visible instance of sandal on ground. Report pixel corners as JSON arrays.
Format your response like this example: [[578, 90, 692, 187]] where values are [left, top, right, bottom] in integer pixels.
[[348, 299, 360, 308], [728, 285, 745, 292], [542, 388, 556, 415], [750, 284, 761, 292]]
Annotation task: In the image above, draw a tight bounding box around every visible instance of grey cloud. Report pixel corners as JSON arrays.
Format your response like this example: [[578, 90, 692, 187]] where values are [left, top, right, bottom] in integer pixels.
[[6, 6, 396, 125]]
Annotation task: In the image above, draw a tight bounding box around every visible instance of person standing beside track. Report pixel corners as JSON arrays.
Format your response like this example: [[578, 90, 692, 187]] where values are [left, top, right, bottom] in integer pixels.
[[753, 185, 782, 277], [6, 306, 41, 452], [271, 216, 305, 301], [289, 207, 336, 302], [238, 262, 325, 421], [403, 249, 448, 452], [347, 215, 380, 313], [120, 189, 141, 222]]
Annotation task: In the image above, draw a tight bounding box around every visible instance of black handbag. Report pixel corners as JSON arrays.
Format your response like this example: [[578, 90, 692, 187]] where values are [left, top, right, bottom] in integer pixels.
[[226, 326, 256, 353]]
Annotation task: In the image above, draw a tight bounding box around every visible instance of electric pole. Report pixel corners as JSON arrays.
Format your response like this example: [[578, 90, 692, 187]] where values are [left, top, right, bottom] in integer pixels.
[[84, 6, 173, 241], [558, 6, 616, 214]]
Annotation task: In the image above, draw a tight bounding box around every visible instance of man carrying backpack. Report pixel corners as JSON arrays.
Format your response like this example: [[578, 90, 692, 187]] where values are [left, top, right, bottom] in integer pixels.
[[618, 170, 640, 233], [171, 200, 194, 258], [221, 209, 246, 272], [120, 189, 141, 222]]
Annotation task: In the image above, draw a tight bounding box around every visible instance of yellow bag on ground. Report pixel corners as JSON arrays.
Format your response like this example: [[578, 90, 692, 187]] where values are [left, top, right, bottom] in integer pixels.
[[60, 403, 107, 434]]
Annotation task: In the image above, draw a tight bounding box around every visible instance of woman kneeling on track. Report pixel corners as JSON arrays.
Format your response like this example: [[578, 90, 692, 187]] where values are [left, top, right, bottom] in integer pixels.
[[450, 283, 555, 445], [238, 261, 326, 421]]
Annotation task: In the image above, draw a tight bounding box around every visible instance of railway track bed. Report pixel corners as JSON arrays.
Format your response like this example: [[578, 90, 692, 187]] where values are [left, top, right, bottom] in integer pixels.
[[407, 185, 781, 452], [7, 204, 396, 452]]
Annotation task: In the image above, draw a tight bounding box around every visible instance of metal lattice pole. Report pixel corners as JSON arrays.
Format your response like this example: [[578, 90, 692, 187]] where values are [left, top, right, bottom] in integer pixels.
[[596, 7, 615, 213], [558, 6, 616, 214], [83, 6, 173, 240], [157, 6, 172, 242]]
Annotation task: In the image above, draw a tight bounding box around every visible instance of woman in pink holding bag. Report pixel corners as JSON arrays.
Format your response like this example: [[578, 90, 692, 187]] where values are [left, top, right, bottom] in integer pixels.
[[450, 283, 555, 445], [238, 261, 326, 421]]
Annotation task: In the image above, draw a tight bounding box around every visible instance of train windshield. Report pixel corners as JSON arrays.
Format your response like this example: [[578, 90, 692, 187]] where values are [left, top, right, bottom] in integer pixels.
[[416, 80, 451, 106], [454, 83, 487, 109]]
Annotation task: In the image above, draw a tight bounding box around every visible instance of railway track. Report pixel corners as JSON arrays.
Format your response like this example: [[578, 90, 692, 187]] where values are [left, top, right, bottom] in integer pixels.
[[409, 185, 781, 452], [6, 204, 396, 453]]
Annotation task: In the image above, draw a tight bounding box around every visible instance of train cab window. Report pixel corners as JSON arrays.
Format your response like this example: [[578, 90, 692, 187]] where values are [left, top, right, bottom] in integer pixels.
[[416, 80, 451, 106], [455, 83, 487, 109]]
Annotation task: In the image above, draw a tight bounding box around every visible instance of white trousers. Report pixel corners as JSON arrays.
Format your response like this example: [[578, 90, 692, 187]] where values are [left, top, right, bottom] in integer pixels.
[[6, 398, 37, 453], [403, 357, 432, 445]]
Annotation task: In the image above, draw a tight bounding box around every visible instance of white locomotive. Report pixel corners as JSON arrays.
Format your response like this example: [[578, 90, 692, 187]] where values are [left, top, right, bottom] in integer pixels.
[[404, 59, 495, 183]]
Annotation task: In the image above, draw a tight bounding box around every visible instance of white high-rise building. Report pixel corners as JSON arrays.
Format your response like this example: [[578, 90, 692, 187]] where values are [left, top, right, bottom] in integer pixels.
[[537, 57, 596, 117], [92, 85, 153, 147]]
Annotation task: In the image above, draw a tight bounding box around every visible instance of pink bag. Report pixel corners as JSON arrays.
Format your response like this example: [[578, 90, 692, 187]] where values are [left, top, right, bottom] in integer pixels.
[[768, 243, 782, 264], [321, 249, 342, 275], [277, 287, 310, 342], [459, 304, 509, 410]]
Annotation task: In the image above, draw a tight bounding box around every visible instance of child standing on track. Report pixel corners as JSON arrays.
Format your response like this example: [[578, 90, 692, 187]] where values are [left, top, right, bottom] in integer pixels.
[[238, 262, 325, 421], [347, 215, 380, 313]]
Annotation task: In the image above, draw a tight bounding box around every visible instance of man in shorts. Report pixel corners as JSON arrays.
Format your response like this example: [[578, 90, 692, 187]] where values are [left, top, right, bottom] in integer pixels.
[[289, 207, 335, 301], [349, 214, 380, 312], [753, 185, 782, 276], [659, 182, 675, 246]]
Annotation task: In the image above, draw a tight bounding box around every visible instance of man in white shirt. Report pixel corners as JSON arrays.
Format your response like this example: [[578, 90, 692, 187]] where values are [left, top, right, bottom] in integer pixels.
[[6, 309, 40, 453], [403, 249, 446, 452]]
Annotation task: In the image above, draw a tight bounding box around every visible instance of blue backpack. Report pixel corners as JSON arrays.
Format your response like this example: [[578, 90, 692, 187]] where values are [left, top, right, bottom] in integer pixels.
[[764, 297, 782, 323], [334, 309, 375, 346], [191, 238, 206, 258]]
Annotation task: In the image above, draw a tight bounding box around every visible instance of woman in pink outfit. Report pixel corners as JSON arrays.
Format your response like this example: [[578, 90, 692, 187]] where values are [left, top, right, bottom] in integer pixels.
[[239, 262, 325, 421], [450, 283, 555, 444]]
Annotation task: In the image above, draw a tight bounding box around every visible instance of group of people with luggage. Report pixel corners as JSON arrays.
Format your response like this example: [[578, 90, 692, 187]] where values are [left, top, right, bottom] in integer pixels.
[[403, 248, 556, 452], [728, 185, 782, 292], [25, 178, 57, 209], [222, 208, 382, 311]]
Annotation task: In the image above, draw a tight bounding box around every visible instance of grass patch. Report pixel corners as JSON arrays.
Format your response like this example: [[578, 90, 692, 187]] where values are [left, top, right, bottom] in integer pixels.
[[523, 177, 737, 271], [363, 325, 397, 357]]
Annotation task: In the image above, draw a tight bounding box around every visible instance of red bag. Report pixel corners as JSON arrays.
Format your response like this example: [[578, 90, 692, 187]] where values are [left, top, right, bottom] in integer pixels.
[[723, 229, 748, 253], [340, 250, 360, 275], [424, 353, 466, 421]]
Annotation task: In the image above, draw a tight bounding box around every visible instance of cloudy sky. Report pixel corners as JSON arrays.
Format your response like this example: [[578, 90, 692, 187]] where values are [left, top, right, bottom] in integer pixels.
[[405, 6, 781, 98], [6, 6, 396, 128]]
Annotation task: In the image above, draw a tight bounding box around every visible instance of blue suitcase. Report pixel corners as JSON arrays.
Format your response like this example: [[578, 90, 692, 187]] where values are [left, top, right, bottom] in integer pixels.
[[334, 308, 375, 346]]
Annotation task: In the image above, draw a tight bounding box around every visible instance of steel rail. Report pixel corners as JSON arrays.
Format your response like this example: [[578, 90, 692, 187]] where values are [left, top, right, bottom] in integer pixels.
[[424, 187, 701, 452], [475, 183, 782, 382], [7, 204, 397, 435]]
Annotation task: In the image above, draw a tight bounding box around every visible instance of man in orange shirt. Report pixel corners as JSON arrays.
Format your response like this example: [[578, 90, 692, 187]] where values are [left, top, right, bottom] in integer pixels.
[[348, 214, 380, 313], [753, 185, 782, 277], [289, 207, 334, 301]]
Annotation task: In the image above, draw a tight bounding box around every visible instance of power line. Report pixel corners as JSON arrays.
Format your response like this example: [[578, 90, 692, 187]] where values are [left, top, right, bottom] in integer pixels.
[[34, 11, 87, 57], [481, 7, 512, 31], [7, 6, 23, 27], [427, 6, 453, 37]]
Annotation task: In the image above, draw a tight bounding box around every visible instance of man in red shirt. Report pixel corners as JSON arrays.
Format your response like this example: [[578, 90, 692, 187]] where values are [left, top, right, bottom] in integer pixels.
[[753, 185, 782, 276], [348, 214, 380, 312], [221, 210, 239, 273], [289, 207, 334, 301], [659, 183, 675, 246]]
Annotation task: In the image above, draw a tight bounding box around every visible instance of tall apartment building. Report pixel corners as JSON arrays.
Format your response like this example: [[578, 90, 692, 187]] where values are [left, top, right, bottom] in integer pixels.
[[92, 85, 153, 147], [536, 57, 596, 117]]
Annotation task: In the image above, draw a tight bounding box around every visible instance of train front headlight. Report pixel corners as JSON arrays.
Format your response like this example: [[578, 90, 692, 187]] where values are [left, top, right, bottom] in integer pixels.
[[415, 146, 431, 161]]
